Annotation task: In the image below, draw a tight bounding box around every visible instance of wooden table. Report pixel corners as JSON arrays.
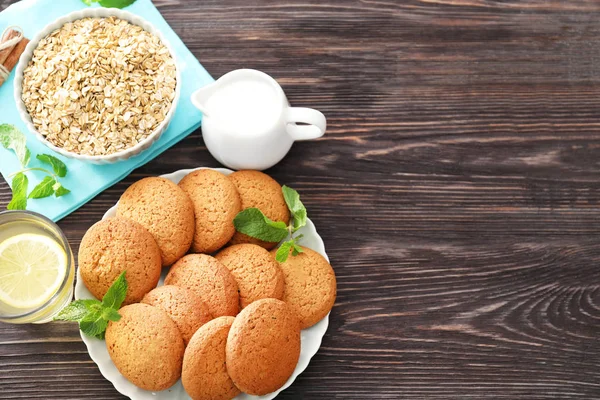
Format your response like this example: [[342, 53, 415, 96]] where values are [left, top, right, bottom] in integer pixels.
[[2, 0, 600, 398]]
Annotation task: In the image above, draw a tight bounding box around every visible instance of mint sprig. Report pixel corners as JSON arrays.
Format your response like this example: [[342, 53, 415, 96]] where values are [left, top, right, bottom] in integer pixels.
[[233, 185, 308, 263], [0, 124, 71, 210], [54, 272, 128, 339]]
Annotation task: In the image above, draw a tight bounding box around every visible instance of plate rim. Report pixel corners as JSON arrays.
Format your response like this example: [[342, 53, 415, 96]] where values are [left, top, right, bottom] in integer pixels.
[[74, 166, 330, 399]]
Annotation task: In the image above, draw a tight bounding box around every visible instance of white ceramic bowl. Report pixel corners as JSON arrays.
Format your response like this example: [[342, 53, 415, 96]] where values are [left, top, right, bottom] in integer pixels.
[[13, 8, 181, 164], [75, 167, 331, 399]]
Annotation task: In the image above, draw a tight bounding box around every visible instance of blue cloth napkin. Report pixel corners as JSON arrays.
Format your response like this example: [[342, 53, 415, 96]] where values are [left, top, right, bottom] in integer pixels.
[[0, 0, 213, 221]]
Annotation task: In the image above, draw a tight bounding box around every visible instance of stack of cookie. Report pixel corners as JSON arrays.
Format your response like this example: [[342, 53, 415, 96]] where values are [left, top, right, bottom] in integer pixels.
[[78, 169, 337, 399]]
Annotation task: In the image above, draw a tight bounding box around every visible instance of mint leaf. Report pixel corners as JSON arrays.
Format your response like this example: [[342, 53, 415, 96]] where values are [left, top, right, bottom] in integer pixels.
[[275, 240, 294, 263], [0, 124, 30, 167], [234, 208, 289, 242], [292, 242, 304, 256], [28, 176, 56, 199], [80, 314, 109, 339], [102, 271, 127, 310], [81, 0, 137, 8], [54, 299, 99, 322], [54, 182, 71, 197], [56, 186, 70, 197], [102, 307, 122, 322], [98, 0, 137, 8], [37, 154, 67, 177], [7, 173, 28, 210], [282, 186, 307, 231]]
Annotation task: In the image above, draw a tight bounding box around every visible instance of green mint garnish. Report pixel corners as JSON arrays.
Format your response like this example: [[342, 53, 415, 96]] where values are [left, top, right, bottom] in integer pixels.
[[36, 154, 67, 177], [275, 240, 294, 262], [282, 186, 307, 232], [7, 173, 28, 210], [233, 185, 309, 263], [82, 0, 138, 8], [54, 184, 71, 197], [292, 240, 304, 256], [233, 208, 290, 243], [99, 0, 137, 7], [54, 272, 128, 339], [54, 299, 98, 321], [0, 124, 71, 210], [0, 124, 30, 167], [102, 271, 128, 309], [28, 176, 57, 199]]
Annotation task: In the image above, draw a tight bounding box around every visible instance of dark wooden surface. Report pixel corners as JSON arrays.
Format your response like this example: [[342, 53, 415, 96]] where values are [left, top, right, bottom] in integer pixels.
[[2, 0, 600, 398]]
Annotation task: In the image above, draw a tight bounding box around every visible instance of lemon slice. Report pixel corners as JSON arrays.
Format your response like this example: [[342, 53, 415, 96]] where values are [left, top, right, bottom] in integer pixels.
[[0, 233, 67, 309]]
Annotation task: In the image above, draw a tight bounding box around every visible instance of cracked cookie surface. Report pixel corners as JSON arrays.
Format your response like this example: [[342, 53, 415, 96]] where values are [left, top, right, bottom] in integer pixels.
[[117, 177, 195, 267], [178, 169, 241, 254], [79, 217, 161, 304]]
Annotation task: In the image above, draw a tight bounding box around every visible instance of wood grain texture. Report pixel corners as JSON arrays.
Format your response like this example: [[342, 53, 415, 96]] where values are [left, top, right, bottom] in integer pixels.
[[1, 0, 600, 398]]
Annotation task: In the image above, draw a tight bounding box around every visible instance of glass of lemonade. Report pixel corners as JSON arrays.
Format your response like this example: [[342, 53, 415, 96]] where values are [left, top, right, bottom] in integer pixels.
[[0, 210, 74, 324]]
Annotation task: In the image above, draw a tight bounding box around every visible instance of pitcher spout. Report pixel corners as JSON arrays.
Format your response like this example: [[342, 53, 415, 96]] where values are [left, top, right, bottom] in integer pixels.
[[191, 81, 219, 116]]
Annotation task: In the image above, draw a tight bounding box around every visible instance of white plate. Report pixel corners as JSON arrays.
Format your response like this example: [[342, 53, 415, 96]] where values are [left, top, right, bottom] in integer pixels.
[[74, 167, 330, 399]]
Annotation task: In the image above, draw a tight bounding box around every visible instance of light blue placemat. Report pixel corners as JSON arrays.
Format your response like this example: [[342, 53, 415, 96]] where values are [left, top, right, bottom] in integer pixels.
[[0, 0, 213, 221]]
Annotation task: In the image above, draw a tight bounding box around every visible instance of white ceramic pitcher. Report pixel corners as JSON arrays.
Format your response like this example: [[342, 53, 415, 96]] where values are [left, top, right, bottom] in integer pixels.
[[191, 69, 326, 170]]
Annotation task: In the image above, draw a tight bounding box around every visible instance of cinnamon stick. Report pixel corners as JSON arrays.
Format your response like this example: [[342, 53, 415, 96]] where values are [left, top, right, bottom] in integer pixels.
[[0, 37, 29, 87], [3, 37, 29, 72], [0, 29, 20, 65]]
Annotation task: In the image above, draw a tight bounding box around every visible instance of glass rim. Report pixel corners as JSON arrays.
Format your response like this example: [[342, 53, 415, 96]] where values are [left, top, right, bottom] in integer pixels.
[[0, 210, 73, 320]]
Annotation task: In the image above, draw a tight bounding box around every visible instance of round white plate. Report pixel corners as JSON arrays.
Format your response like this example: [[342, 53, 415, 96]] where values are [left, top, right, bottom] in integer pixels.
[[74, 167, 330, 399]]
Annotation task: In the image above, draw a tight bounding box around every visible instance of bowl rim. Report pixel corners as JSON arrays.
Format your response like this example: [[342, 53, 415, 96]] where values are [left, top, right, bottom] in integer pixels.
[[13, 7, 182, 163]]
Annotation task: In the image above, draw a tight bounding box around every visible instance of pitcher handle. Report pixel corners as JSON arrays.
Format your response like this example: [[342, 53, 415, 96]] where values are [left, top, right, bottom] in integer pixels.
[[285, 107, 326, 141]]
